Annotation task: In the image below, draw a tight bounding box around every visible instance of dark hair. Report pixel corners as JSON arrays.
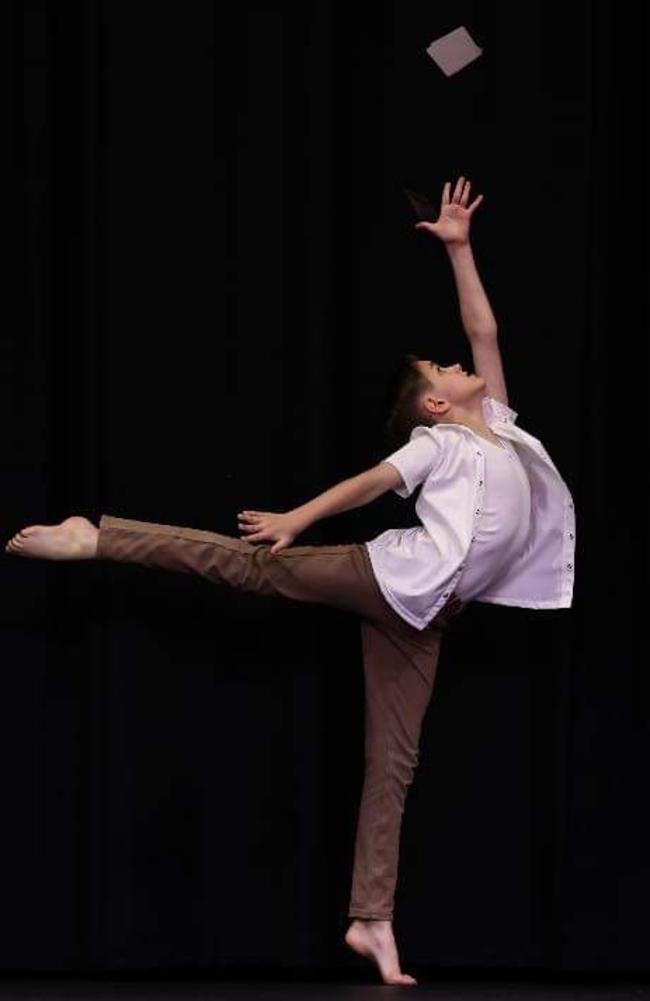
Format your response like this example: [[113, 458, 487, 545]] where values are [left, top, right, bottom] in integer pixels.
[[382, 352, 438, 452]]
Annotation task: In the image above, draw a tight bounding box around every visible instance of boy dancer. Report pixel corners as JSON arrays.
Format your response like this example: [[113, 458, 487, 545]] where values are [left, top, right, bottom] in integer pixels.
[[5, 176, 575, 986]]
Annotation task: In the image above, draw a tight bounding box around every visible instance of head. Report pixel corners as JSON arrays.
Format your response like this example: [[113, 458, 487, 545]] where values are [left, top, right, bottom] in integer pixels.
[[383, 353, 486, 450]]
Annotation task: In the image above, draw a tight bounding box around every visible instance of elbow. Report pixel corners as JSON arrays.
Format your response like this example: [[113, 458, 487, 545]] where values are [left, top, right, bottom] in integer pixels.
[[365, 462, 403, 497]]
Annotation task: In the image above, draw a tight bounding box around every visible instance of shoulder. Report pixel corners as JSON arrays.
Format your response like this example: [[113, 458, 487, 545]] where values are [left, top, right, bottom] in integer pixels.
[[407, 424, 450, 451]]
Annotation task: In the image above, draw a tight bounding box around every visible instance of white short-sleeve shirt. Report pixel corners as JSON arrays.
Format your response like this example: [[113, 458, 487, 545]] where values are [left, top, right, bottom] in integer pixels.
[[364, 396, 576, 630]]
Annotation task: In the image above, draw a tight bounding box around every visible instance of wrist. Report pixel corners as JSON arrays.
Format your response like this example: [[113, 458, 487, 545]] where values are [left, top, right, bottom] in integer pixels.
[[445, 239, 472, 256], [287, 507, 314, 533]]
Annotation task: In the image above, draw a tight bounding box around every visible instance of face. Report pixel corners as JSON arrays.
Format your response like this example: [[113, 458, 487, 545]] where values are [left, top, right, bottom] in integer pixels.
[[414, 359, 485, 416]]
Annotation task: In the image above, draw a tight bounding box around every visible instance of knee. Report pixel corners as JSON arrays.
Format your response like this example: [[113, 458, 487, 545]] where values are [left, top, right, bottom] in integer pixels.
[[238, 543, 276, 594], [363, 746, 420, 787], [391, 746, 420, 787]]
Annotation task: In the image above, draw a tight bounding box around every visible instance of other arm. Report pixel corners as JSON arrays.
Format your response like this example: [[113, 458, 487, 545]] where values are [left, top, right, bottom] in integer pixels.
[[288, 462, 403, 528], [237, 462, 402, 553]]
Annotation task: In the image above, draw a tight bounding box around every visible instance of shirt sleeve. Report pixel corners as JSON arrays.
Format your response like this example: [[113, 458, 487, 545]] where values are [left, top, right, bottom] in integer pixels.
[[381, 426, 443, 498]]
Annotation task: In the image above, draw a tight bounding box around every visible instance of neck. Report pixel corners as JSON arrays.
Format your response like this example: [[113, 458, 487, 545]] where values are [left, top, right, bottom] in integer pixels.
[[433, 393, 492, 434]]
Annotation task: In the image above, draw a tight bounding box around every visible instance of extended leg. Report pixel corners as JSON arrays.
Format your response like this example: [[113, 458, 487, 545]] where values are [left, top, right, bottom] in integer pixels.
[[94, 514, 393, 620], [5, 513, 465, 633], [5, 513, 396, 625]]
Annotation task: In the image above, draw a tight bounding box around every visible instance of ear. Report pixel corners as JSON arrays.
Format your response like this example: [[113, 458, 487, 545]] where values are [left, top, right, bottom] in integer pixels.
[[431, 397, 450, 418], [423, 394, 445, 418]]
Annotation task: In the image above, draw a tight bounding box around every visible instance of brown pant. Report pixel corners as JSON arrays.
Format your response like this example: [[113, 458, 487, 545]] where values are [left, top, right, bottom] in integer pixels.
[[96, 514, 466, 921]]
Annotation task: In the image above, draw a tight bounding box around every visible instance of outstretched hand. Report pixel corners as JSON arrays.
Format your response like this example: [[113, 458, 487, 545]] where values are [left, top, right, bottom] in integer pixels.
[[237, 509, 305, 554], [415, 175, 483, 245]]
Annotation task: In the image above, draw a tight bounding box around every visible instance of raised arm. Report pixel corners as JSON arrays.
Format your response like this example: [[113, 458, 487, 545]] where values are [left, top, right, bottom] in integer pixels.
[[237, 462, 402, 554], [415, 175, 509, 405]]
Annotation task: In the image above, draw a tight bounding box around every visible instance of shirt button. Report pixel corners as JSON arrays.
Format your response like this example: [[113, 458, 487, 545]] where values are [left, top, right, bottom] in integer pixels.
[[476, 509, 480, 515], [479, 480, 483, 486], [569, 533, 574, 539], [567, 563, 573, 570]]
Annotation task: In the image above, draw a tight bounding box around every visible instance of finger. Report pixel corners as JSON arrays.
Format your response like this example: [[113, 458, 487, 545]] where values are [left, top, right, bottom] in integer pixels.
[[452, 176, 465, 203], [441, 181, 451, 207], [240, 517, 266, 531], [468, 193, 484, 214], [459, 179, 471, 207]]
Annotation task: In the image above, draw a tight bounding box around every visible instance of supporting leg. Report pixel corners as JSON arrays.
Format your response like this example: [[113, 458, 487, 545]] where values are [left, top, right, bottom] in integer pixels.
[[348, 616, 444, 920]]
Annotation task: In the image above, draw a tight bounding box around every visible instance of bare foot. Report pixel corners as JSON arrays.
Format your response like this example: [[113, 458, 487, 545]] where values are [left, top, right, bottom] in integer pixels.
[[4, 516, 99, 561], [345, 919, 418, 986]]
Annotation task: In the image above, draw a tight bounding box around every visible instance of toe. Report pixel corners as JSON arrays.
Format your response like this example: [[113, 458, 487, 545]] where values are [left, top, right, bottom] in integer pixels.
[[388, 972, 417, 986]]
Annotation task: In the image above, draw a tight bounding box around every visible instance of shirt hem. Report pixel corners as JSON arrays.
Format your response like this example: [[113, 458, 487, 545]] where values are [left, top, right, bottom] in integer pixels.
[[364, 542, 433, 631], [474, 595, 573, 608]]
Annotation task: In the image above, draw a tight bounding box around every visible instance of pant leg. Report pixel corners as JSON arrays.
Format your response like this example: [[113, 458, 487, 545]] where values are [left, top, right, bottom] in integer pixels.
[[96, 514, 395, 625], [348, 611, 451, 920]]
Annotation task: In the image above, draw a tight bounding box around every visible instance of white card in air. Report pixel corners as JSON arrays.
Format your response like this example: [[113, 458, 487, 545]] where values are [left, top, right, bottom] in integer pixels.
[[426, 26, 483, 77]]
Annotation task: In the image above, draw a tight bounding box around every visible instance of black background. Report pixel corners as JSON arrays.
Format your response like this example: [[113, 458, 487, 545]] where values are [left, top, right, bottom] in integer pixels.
[[2, 0, 649, 978]]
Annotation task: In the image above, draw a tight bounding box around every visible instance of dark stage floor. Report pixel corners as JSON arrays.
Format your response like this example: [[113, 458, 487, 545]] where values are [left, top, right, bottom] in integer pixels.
[[0, 981, 649, 1000]]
